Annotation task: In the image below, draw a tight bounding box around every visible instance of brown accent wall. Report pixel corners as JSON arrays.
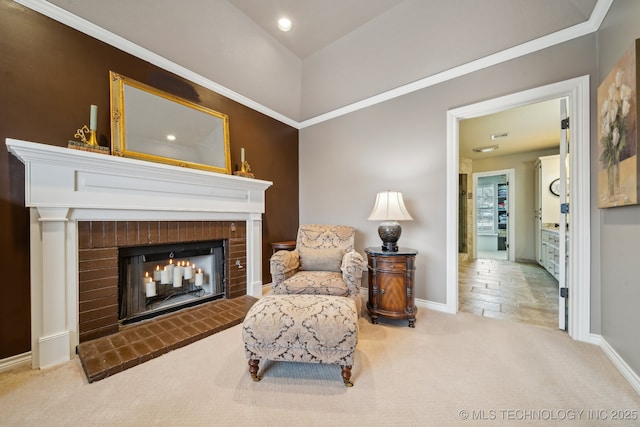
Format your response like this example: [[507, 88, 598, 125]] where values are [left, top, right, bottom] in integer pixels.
[[0, 1, 299, 358], [78, 220, 244, 343]]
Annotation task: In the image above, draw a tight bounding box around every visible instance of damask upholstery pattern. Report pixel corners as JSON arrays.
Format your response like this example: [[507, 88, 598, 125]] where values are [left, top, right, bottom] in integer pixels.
[[270, 225, 364, 313], [242, 295, 358, 366]]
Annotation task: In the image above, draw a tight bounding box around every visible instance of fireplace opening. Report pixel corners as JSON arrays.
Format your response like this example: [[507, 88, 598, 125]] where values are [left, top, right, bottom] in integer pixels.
[[118, 240, 226, 324]]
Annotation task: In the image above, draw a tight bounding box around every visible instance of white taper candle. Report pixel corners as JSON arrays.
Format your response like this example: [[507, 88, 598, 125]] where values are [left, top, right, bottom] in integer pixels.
[[90, 105, 98, 131]]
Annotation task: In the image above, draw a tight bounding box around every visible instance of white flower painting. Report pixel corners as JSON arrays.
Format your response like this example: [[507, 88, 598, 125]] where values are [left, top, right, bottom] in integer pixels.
[[597, 40, 638, 208]]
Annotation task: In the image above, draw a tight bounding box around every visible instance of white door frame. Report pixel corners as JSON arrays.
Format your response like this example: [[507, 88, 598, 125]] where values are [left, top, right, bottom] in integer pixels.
[[472, 169, 515, 261], [446, 75, 591, 342]]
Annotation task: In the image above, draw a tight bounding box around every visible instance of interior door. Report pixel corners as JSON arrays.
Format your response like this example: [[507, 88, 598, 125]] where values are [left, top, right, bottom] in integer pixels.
[[534, 162, 542, 264], [473, 170, 514, 261], [558, 98, 569, 330], [497, 180, 508, 255]]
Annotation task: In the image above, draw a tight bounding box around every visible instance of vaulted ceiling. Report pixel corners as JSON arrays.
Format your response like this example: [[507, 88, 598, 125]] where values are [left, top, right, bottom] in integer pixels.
[[227, 0, 406, 59], [44, 0, 600, 119], [38, 0, 606, 155]]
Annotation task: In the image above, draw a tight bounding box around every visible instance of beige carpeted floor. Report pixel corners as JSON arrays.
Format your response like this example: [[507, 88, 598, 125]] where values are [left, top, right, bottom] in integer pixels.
[[1, 309, 639, 426]]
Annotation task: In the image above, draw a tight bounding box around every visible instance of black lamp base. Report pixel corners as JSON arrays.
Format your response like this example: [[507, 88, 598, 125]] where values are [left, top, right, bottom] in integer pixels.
[[381, 241, 399, 252], [378, 221, 401, 252]]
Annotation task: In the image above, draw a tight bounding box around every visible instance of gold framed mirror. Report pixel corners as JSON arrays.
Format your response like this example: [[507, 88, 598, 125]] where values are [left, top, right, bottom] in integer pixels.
[[109, 71, 231, 174]]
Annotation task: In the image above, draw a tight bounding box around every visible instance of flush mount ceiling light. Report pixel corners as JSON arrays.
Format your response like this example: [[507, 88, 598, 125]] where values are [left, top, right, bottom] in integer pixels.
[[166, 134, 176, 141], [472, 144, 499, 153], [277, 17, 292, 32], [490, 132, 509, 140]]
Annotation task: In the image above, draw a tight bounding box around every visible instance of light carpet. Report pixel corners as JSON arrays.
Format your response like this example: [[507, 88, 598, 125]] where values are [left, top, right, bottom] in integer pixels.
[[1, 309, 639, 426]]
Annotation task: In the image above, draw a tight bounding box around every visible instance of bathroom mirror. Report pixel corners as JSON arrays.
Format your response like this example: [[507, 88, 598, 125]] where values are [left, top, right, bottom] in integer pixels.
[[109, 71, 231, 174]]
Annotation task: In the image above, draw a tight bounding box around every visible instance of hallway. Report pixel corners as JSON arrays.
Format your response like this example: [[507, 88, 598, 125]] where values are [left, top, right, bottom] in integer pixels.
[[459, 257, 559, 330]]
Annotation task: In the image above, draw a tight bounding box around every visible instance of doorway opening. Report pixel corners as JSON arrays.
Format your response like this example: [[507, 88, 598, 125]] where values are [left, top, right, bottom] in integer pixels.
[[459, 104, 562, 329], [458, 174, 468, 256], [472, 169, 514, 261], [446, 76, 591, 342]]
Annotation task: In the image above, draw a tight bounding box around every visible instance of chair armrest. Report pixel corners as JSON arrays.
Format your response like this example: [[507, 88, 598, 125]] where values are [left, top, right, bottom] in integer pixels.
[[341, 250, 365, 296], [270, 250, 300, 288]]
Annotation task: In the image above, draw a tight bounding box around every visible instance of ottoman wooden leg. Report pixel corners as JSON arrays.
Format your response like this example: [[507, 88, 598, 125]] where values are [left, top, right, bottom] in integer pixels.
[[341, 365, 353, 387], [248, 359, 261, 382]]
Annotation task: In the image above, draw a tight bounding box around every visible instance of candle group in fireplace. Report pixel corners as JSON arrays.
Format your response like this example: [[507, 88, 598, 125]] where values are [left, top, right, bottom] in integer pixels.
[[146, 258, 202, 296]]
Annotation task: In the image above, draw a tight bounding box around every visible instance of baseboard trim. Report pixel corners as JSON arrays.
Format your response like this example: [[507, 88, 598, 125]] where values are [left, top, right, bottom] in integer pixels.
[[416, 298, 451, 313], [358, 287, 451, 314], [0, 352, 31, 373], [594, 333, 640, 395]]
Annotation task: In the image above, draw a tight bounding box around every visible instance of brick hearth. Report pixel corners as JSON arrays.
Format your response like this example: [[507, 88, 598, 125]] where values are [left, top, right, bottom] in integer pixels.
[[77, 295, 257, 383]]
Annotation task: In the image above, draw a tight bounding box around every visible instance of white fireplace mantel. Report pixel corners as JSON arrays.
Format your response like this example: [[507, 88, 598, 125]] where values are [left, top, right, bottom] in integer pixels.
[[6, 138, 272, 369]]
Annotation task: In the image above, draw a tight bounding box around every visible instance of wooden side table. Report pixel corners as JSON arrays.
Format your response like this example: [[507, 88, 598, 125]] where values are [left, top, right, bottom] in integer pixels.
[[271, 240, 296, 255], [365, 247, 418, 327]]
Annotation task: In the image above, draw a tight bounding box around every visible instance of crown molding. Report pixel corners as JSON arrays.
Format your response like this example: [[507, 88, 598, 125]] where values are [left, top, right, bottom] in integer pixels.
[[298, 0, 613, 128], [589, 0, 615, 31], [15, 0, 612, 130]]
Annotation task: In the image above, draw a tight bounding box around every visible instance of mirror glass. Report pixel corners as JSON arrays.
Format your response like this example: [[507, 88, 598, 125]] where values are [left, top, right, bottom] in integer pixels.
[[110, 72, 231, 174]]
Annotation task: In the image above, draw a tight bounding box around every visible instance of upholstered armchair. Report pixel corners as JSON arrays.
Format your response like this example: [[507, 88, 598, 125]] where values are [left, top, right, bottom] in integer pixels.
[[270, 224, 365, 313]]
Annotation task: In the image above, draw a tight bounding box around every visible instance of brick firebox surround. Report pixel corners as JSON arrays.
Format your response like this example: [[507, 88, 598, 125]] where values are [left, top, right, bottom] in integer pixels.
[[78, 220, 247, 343]]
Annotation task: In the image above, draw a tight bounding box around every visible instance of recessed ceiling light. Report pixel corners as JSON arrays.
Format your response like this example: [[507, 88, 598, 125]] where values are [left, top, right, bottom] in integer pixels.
[[472, 144, 499, 153], [278, 17, 292, 32], [166, 134, 176, 141]]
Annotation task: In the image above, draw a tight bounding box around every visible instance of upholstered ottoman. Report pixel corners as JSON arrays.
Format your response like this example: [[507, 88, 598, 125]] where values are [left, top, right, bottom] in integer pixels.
[[242, 294, 359, 386]]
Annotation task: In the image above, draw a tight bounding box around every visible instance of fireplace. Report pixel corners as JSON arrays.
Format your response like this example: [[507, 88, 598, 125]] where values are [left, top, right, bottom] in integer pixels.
[[7, 138, 272, 369], [119, 240, 226, 323], [76, 219, 247, 342]]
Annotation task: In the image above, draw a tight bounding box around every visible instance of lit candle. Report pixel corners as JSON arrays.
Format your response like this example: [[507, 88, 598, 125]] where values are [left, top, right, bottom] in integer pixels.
[[241, 147, 245, 163], [153, 265, 161, 281], [173, 264, 183, 288], [144, 272, 157, 297], [166, 259, 175, 284], [160, 266, 170, 284], [89, 105, 98, 131], [183, 261, 193, 280], [195, 268, 204, 287]]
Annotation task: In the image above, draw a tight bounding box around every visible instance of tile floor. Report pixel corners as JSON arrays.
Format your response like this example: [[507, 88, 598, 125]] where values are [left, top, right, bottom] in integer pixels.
[[77, 295, 258, 383], [458, 257, 559, 329], [476, 249, 508, 260]]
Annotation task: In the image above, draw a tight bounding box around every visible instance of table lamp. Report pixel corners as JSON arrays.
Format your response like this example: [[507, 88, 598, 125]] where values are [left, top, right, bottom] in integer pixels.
[[368, 190, 413, 251]]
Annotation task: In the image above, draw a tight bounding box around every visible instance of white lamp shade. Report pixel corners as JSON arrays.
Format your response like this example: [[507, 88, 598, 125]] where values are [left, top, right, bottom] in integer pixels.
[[368, 191, 413, 221]]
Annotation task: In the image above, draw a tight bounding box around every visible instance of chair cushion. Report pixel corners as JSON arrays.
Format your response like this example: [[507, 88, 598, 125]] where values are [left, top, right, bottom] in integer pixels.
[[273, 271, 349, 297], [298, 247, 344, 272]]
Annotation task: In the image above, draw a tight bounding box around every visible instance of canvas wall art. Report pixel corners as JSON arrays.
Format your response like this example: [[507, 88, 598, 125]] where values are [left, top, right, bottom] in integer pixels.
[[597, 39, 639, 208]]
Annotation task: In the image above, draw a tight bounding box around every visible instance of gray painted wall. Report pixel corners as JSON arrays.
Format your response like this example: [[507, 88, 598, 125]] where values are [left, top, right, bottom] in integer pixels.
[[300, 33, 597, 305], [596, 0, 640, 379]]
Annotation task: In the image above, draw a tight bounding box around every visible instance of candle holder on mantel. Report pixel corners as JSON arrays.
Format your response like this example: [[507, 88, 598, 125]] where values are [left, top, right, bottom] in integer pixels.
[[68, 125, 110, 154], [233, 160, 254, 178]]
